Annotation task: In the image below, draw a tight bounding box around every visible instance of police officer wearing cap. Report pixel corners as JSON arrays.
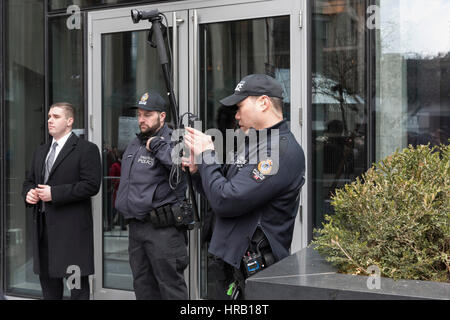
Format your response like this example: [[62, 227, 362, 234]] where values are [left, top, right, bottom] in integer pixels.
[[183, 74, 305, 299], [115, 91, 189, 300]]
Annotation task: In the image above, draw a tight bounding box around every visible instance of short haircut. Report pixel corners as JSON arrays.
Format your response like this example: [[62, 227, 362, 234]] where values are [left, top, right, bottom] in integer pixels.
[[50, 102, 75, 119], [269, 97, 283, 114], [250, 96, 284, 115]]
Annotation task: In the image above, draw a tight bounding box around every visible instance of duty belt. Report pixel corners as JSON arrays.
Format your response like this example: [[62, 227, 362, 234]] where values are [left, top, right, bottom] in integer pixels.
[[150, 203, 180, 228], [131, 202, 195, 229]]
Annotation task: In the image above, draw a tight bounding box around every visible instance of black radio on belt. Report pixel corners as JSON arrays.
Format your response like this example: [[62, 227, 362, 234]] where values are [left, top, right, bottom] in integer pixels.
[[241, 227, 275, 278], [171, 201, 195, 230], [242, 251, 265, 278]]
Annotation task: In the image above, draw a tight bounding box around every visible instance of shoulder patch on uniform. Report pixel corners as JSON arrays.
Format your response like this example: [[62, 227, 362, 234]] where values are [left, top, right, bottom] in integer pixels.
[[250, 157, 279, 182], [257, 159, 273, 175]]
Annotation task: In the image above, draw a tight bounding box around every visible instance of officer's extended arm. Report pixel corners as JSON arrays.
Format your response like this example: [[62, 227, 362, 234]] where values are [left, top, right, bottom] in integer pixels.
[[184, 126, 302, 217], [196, 151, 296, 218], [148, 137, 176, 171]]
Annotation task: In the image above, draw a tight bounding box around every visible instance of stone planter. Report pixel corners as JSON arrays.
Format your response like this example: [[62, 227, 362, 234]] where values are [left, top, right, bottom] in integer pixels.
[[245, 247, 450, 300]]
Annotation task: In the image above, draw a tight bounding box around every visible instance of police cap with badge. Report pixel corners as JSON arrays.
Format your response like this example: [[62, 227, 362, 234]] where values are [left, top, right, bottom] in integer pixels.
[[134, 91, 167, 143], [219, 74, 284, 107], [134, 91, 166, 112]]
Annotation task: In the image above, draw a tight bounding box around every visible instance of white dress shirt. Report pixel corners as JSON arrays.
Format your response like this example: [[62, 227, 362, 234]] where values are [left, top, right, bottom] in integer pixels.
[[45, 131, 73, 166]]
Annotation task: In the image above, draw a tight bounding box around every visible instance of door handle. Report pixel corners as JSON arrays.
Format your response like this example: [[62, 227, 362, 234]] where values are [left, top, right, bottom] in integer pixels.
[[172, 12, 184, 101], [192, 9, 199, 116]]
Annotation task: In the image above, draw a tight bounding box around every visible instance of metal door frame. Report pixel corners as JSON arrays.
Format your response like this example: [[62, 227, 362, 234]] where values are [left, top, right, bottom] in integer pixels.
[[87, 5, 189, 300], [87, 0, 308, 300], [187, 0, 306, 299]]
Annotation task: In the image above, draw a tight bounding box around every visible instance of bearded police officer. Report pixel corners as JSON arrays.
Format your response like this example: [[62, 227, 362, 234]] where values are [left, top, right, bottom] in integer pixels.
[[183, 74, 305, 299], [115, 91, 189, 300]]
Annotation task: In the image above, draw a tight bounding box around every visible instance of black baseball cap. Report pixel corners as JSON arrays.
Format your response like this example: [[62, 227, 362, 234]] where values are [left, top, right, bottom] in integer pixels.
[[219, 74, 284, 107], [133, 91, 166, 112]]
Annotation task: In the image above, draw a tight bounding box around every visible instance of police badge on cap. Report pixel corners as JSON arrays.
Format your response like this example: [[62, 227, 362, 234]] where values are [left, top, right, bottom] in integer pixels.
[[139, 93, 149, 105], [133, 91, 166, 112]]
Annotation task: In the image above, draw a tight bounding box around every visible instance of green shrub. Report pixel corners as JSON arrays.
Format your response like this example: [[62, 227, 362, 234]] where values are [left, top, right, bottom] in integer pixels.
[[311, 143, 450, 282]]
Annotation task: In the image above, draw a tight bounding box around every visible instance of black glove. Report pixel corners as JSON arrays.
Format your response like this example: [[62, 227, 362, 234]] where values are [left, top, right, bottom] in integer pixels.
[[136, 132, 151, 145]]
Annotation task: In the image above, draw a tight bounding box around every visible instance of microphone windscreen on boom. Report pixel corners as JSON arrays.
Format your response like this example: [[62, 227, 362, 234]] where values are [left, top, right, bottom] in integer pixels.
[[131, 9, 160, 23]]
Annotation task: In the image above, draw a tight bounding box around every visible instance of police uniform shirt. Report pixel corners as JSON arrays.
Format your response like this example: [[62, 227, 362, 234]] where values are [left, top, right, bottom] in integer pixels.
[[115, 124, 187, 220], [194, 120, 305, 268]]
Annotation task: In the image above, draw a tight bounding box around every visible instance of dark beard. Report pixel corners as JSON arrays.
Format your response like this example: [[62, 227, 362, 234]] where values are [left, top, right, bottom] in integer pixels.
[[137, 119, 162, 144], [140, 123, 160, 137]]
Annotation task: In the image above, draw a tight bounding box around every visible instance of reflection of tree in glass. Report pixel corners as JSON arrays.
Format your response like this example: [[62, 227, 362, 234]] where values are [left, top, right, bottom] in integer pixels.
[[312, 38, 365, 196]]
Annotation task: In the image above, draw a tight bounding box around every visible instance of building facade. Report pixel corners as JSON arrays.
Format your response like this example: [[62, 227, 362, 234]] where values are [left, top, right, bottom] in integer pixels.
[[1, 0, 448, 299]]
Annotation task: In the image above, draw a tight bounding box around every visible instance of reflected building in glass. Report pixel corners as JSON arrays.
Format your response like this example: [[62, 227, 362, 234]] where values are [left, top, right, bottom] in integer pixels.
[[311, 0, 449, 229]]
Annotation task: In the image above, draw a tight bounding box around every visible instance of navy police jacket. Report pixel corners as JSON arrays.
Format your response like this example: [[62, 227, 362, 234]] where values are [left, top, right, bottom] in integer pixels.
[[194, 120, 305, 268], [115, 124, 186, 220]]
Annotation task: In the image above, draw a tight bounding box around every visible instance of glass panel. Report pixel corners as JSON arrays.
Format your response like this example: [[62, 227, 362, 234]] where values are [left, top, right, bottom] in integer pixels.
[[4, 0, 45, 296], [311, 0, 449, 230], [101, 28, 173, 291], [198, 15, 290, 300], [375, 0, 450, 159], [49, 0, 153, 11], [311, 1, 369, 230], [48, 15, 84, 135]]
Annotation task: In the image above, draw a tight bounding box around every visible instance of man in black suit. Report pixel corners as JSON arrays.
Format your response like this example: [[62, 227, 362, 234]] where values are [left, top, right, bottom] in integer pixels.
[[22, 102, 101, 300]]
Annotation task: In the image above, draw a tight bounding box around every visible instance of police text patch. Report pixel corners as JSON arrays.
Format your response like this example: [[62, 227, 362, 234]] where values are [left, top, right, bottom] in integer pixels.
[[137, 155, 154, 166]]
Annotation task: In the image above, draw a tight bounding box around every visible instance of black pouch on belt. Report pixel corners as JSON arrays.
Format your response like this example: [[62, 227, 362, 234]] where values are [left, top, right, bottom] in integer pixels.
[[151, 205, 175, 228]]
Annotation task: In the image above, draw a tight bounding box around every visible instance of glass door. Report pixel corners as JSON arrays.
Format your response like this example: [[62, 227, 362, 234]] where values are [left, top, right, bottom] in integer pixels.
[[188, 0, 304, 299], [88, 0, 305, 300], [88, 7, 189, 300]]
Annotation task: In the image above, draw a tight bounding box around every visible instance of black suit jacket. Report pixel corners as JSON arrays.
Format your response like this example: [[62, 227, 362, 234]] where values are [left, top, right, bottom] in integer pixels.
[[22, 133, 101, 278]]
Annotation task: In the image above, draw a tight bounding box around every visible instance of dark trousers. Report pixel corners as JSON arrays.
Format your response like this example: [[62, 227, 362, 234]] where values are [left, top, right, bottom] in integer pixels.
[[206, 254, 234, 300], [38, 213, 90, 300], [128, 219, 189, 300], [232, 264, 246, 300], [39, 275, 90, 300], [205, 256, 246, 300]]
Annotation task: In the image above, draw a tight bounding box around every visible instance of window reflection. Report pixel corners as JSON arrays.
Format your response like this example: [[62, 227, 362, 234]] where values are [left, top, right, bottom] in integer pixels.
[[49, 15, 84, 134], [49, 0, 146, 11], [312, 0, 449, 230], [376, 0, 450, 159], [5, 0, 45, 296], [312, 1, 368, 229], [200, 16, 291, 132]]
